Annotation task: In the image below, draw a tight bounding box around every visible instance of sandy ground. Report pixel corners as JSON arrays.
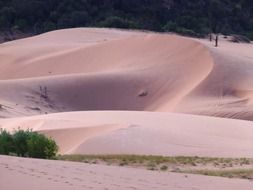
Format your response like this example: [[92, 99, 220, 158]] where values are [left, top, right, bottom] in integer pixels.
[[1, 28, 253, 189], [1, 155, 253, 190], [1, 111, 253, 157]]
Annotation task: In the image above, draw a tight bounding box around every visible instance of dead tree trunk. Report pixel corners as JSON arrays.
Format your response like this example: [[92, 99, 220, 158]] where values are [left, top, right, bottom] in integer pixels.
[[215, 35, 219, 47]]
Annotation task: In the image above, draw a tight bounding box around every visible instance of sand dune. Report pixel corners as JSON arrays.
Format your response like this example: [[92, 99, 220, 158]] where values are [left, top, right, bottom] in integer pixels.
[[1, 111, 253, 157], [0, 28, 253, 156], [0, 28, 214, 118], [1, 28, 253, 120], [1, 28, 253, 189]]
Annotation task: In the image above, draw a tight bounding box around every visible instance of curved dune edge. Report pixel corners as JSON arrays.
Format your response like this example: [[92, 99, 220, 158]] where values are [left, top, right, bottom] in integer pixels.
[[1, 111, 253, 157], [0, 28, 215, 117], [39, 125, 126, 154], [175, 37, 253, 120]]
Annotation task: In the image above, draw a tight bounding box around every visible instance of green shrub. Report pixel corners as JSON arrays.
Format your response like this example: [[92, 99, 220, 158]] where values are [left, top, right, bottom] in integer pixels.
[[12, 129, 30, 157], [0, 129, 58, 159], [0, 129, 14, 155], [27, 132, 58, 159]]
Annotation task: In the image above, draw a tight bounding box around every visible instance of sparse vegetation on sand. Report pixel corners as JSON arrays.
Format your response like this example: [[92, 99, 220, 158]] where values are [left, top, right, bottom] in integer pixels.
[[0, 129, 58, 159], [58, 155, 253, 179], [180, 169, 253, 180]]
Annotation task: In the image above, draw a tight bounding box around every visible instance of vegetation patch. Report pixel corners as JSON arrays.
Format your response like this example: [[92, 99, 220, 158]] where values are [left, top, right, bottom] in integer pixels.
[[0, 129, 58, 159], [180, 169, 253, 180], [58, 154, 253, 179]]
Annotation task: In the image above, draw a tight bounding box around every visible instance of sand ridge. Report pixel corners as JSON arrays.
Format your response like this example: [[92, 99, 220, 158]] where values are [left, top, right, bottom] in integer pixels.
[[0, 28, 214, 117], [1, 111, 253, 157], [175, 37, 253, 120]]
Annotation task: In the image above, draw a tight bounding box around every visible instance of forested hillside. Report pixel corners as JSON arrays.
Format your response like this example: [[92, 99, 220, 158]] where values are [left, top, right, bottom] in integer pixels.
[[0, 0, 253, 39]]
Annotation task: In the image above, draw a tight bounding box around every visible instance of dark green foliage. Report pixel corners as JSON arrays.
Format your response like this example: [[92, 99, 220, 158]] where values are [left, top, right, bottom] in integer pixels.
[[163, 21, 178, 32], [12, 129, 30, 157], [0, 0, 252, 39], [0, 129, 14, 155], [0, 129, 58, 159], [27, 132, 58, 159]]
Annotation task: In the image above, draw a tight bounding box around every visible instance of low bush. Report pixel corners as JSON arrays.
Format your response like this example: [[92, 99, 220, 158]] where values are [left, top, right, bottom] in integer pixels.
[[160, 165, 168, 171], [0, 129, 14, 155], [0, 129, 58, 159]]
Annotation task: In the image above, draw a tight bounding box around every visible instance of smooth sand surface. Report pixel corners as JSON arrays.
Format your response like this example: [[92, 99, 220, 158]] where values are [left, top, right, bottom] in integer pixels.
[[1, 28, 253, 189], [175, 37, 253, 120], [1, 111, 253, 157], [1, 155, 253, 190], [0, 28, 213, 116]]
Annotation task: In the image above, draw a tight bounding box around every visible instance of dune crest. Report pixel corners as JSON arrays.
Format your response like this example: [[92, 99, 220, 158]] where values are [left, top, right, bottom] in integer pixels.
[[1, 111, 253, 157], [0, 28, 214, 117]]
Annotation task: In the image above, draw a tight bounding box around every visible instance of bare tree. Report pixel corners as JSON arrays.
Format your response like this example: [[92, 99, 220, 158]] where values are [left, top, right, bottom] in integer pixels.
[[215, 34, 219, 47]]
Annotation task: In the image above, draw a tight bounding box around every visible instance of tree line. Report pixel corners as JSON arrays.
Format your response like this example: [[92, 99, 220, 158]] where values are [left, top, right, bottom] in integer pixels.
[[0, 0, 253, 39]]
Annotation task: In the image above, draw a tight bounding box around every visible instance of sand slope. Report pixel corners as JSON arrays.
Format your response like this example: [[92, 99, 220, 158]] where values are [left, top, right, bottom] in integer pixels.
[[1, 111, 253, 157], [1, 155, 253, 190], [176, 37, 253, 120], [0, 28, 253, 120], [0, 28, 214, 117]]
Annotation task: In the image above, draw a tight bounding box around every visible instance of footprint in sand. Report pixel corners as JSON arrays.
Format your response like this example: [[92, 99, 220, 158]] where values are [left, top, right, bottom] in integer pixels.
[[126, 186, 138, 190], [41, 171, 48, 175], [73, 177, 82, 182], [111, 183, 121, 187]]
